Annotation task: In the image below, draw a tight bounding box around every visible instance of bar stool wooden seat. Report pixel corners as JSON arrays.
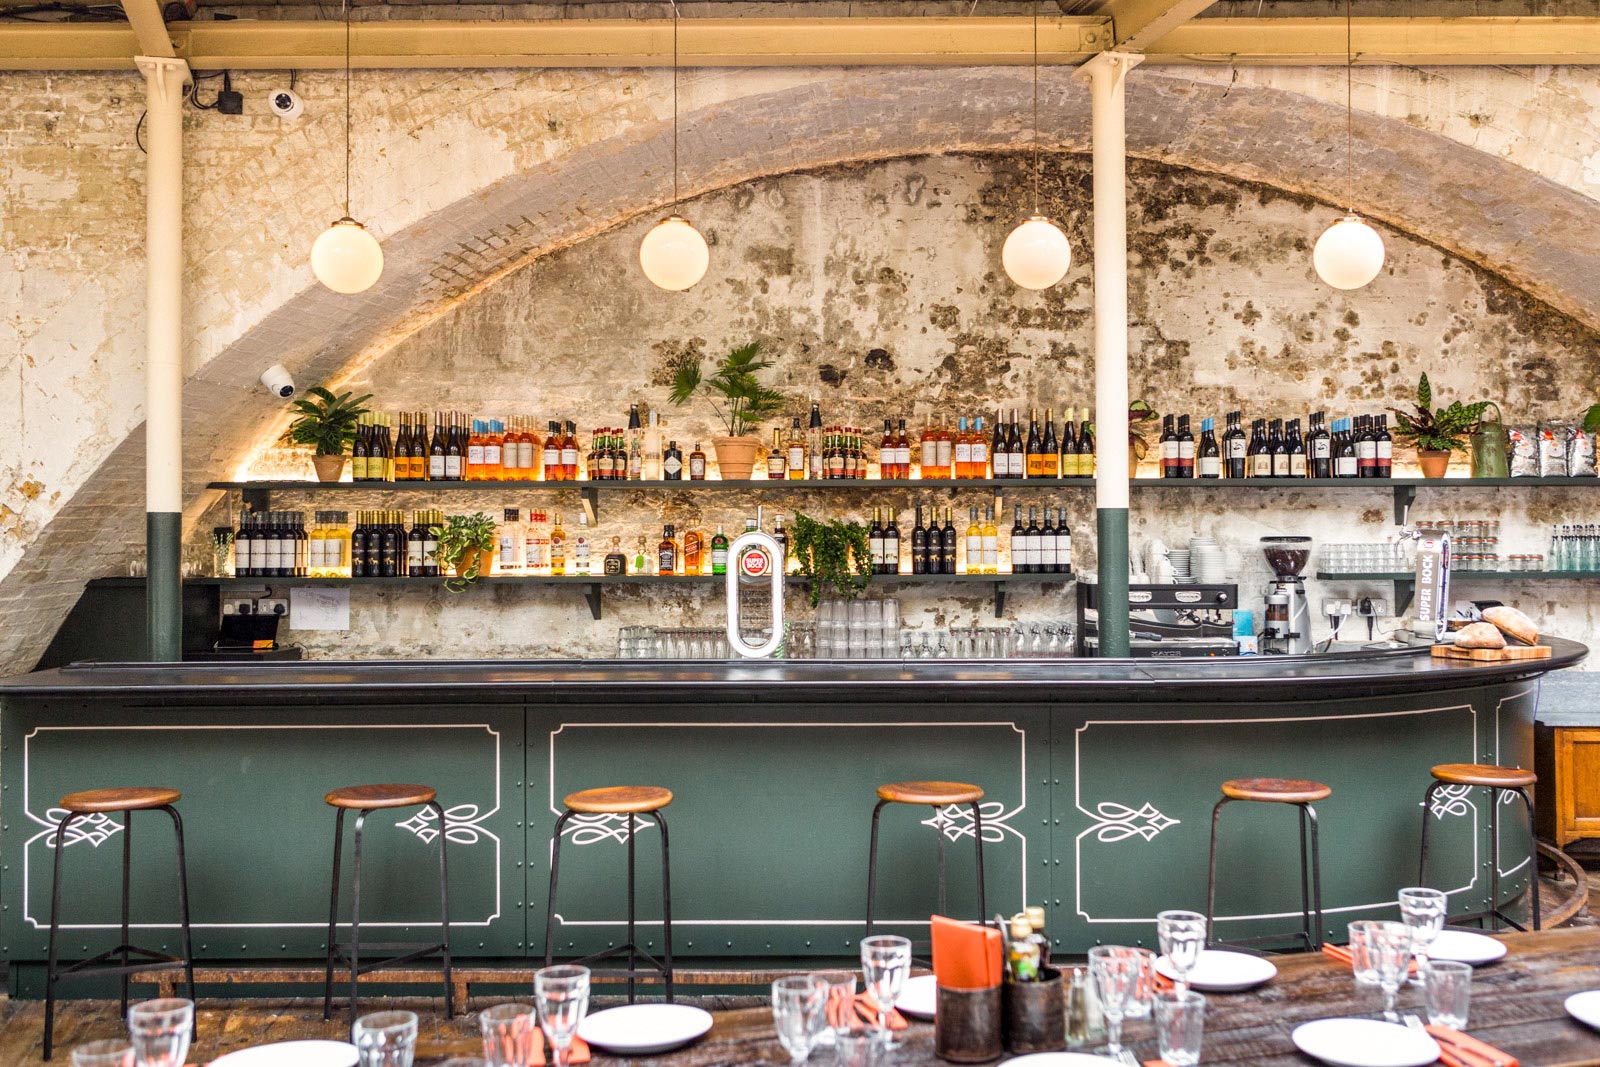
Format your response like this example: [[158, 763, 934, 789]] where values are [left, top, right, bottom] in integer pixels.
[[44, 787, 194, 1061], [322, 783, 453, 1021], [545, 786, 674, 1003], [1206, 777, 1327, 953], [866, 780, 988, 936], [1420, 763, 1541, 931]]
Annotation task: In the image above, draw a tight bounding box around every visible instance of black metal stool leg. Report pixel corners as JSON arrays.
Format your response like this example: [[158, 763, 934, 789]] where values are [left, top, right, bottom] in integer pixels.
[[120, 809, 133, 1016], [934, 806, 948, 917], [1419, 782, 1444, 887], [323, 807, 346, 1021], [544, 810, 575, 968], [429, 800, 454, 1020], [652, 810, 673, 1003], [349, 809, 367, 1020], [1306, 803, 1324, 949], [970, 801, 987, 924], [163, 805, 197, 1042], [1516, 787, 1541, 931], [1488, 787, 1502, 932], [43, 812, 82, 1063], [1204, 798, 1229, 947], [865, 799, 888, 936], [626, 813, 637, 1005]]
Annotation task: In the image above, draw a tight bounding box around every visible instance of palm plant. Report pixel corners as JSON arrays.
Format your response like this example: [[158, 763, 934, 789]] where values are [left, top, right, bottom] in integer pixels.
[[669, 342, 787, 438]]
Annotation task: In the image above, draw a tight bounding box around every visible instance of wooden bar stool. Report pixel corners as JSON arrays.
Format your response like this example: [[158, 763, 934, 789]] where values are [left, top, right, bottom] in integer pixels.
[[1205, 777, 1329, 952], [43, 787, 195, 1061], [321, 784, 453, 1021], [544, 786, 674, 1004], [866, 781, 988, 935], [1419, 763, 1541, 932]]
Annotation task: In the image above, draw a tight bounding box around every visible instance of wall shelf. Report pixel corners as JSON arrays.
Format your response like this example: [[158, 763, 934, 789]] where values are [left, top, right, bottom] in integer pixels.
[[1313, 569, 1600, 615], [89, 572, 1074, 620]]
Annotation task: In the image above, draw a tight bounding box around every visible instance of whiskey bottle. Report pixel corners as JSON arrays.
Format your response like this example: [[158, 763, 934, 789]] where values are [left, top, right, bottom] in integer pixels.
[[657, 524, 678, 576], [604, 537, 627, 576], [787, 417, 807, 480], [767, 428, 787, 479], [683, 518, 704, 575], [663, 440, 684, 480], [689, 442, 707, 480]]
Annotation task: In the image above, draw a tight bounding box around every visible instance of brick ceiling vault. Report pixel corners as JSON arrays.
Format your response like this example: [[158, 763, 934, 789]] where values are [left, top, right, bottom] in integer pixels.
[[2, 63, 1595, 672]]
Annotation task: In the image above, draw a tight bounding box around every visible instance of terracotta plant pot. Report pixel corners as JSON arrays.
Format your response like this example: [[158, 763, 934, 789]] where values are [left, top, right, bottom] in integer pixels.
[[312, 454, 347, 482], [712, 435, 761, 481], [1418, 450, 1452, 479], [453, 546, 491, 578]]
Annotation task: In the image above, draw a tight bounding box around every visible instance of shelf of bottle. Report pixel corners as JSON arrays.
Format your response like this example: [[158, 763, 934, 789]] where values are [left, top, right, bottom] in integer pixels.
[[1314, 571, 1600, 582], [207, 476, 1600, 492]]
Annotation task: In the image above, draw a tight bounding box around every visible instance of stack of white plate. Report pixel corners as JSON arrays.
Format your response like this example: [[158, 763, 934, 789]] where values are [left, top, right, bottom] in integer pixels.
[[1190, 538, 1226, 583], [1169, 548, 1192, 580]]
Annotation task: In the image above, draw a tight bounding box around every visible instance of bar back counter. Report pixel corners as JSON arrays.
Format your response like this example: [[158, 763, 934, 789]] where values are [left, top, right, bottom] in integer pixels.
[[0, 641, 1583, 996]]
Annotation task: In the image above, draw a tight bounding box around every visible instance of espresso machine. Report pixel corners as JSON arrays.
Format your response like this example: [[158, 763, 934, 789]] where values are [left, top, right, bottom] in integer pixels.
[[1260, 535, 1313, 655]]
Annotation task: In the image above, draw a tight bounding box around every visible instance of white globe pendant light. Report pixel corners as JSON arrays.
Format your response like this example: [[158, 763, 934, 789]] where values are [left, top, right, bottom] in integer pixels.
[[640, 215, 709, 291], [310, 1, 382, 295], [641, 10, 709, 291], [1314, 0, 1385, 291], [1313, 214, 1385, 291], [1003, 216, 1072, 290], [1001, 3, 1071, 291], [312, 217, 385, 295]]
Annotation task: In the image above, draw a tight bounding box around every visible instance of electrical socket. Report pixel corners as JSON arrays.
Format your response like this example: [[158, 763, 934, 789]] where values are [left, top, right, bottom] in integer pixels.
[[258, 598, 289, 617], [1322, 598, 1351, 617], [1357, 597, 1390, 617]]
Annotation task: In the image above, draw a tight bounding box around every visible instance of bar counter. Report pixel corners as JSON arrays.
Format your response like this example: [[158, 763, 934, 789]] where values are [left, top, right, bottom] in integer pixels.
[[0, 640, 1584, 996]]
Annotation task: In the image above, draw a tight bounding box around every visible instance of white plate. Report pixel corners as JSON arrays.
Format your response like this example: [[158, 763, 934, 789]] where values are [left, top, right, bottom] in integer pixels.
[[209, 1041, 358, 1067], [1155, 949, 1277, 992], [897, 974, 937, 1019], [1291, 1018, 1441, 1067], [1429, 929, 1509, 965], [1000, 1055, 1121, 1066], [1565, 989, 1600, 1029], [577, 1002, 714, 1054]]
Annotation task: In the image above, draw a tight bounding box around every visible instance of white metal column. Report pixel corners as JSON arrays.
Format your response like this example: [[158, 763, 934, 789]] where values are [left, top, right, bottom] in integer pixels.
[[136, 55, 190, 661], [1078, 50, 1141, 657]]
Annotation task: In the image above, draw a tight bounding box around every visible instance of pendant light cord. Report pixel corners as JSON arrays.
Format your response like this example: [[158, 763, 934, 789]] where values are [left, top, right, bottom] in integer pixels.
[[1031, 0, 1040, 214], [1344, 0, 1353, 212], [672, 1, 680, 211], [343, 0, 352, 218]]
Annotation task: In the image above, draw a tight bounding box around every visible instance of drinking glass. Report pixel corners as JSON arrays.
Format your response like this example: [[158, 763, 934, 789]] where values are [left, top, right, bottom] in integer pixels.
[[534, 965, 591, 1067], [1398, 887, 1448, 981], [833, 1031, 881, 1067], [1156, 910, 1207, 995], [439, 1060, 488, 1067], [127, 998, 193, 1067], [816, 969, 860, 1044], [352, 1010, 418, 1067], [1366, 920, 1415, 1021], [1087, 945, 1140, 1059], [479, 1002, 539, 1067], [1347, 921, 1379, 986], [1153, 990, 1205, 1067], [1423, 960, 1472, 1030], [70, 1040, 133, 1067], [1122, 947, 1158, 1020], [859, 935, 913, 1048], [772, 974, 831, 1062]]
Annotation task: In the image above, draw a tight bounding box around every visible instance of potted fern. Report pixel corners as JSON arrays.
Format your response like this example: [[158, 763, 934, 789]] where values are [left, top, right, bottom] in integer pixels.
[[669, 341, 788, 480], [1387, 373, 1490, 479], [282, 386, 372, 482]]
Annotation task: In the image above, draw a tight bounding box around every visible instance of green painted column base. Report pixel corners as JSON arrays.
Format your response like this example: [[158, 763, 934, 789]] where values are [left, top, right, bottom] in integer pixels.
[[147, 511, 182, 661], [1096, 507, 1130, 657]]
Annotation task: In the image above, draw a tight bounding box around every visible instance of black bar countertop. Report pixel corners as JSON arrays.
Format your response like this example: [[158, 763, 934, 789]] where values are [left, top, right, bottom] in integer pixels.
[[0, 637, 1584, 703]]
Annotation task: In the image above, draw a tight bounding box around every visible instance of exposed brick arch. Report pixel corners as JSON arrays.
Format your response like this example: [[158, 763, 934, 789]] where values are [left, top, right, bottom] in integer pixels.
[[4, 64, 1597, 672]]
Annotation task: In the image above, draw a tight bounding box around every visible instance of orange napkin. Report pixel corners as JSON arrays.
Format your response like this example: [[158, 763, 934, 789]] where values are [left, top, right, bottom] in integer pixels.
[[1153, 971, 1175, 993], [930, 914, 1002, 990], [1321, 943, 1418, 976], [1426, 1025, 1519, 1067], [528, 1029, 592, 1066]]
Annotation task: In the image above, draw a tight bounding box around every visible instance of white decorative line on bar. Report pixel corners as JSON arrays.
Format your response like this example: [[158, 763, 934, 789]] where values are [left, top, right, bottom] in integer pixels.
[[920, 801, 1023, 843], [1081, 801, 1179, 843], [1428, 784, 1475, 820], [560, 812, 658, 846], [397, 803, 501, 847], [26, 809, 123, 850]]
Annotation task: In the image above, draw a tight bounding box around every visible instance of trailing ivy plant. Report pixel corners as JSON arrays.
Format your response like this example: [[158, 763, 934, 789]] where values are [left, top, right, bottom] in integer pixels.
[[1386, 373, 1490, 454], [789, 511, 871, 606], [668, 341, 788, 438], [436, 512, 499, 592]]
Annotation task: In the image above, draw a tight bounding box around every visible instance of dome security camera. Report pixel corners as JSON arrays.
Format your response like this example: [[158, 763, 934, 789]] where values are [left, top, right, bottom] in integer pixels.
[[260, 364, 296, 399], [269, 88, 304, 120]]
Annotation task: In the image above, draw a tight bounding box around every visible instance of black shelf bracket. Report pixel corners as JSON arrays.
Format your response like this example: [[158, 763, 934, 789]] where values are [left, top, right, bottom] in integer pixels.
[[580, 486, 600, 525], [993, 580, 1008, 619], [1393, 578, 1416, 616], [584, 582, 603, 621], [241, 486, 272, 514], [1393, 484, 1417, 526]]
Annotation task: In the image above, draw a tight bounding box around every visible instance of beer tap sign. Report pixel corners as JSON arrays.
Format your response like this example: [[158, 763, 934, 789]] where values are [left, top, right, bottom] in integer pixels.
[[725, 530, 785, 659]]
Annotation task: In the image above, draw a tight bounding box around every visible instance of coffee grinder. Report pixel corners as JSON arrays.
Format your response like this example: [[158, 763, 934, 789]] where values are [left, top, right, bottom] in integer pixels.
[[1261, 535, 1313, 655]]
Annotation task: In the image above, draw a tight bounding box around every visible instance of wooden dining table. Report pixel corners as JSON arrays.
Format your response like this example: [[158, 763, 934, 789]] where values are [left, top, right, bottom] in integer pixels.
[[416, 927, 1600, 1066]]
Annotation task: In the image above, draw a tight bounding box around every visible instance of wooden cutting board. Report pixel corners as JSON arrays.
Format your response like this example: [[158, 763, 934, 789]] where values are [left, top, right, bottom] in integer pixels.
[[1432, 642, 1553, 661]]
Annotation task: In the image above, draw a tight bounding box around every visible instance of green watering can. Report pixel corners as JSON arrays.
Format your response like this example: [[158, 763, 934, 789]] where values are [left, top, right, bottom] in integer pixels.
[[1470, 401, 1508, 479]]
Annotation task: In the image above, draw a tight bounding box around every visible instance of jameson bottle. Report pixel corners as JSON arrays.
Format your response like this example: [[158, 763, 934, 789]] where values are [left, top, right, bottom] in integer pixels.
[[1198, 417, 1221, 478]]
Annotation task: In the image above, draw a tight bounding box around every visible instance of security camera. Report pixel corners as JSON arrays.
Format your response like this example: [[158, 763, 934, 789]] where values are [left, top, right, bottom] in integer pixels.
[[260, 364, 296, 399], [269, 88, 304, 120]]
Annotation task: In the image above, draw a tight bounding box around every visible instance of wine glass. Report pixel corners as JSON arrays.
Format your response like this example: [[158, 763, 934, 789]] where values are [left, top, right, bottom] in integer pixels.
[[1087, 945, 1141, 1060], [534, 965, 592, 1067], [771, 974, 830, 1062], [1398, 887, 1447, 983], [1366, 921, 1415, 1022], [126, 999, 193, 1067], [859, 935, 912, 1048], [351, 1010, 418, 1067], [1157, 910, 1207, 995]]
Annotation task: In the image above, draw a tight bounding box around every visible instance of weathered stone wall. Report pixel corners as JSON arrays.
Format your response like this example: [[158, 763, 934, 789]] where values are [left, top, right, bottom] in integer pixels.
[[8, 62, 1600, 670], [233, 153, 1600, 659]]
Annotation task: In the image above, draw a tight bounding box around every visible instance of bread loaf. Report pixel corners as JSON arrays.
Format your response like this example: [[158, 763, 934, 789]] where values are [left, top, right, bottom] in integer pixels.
[[1482, 605, 1538, 646], [1454, 622, 1506, 650]]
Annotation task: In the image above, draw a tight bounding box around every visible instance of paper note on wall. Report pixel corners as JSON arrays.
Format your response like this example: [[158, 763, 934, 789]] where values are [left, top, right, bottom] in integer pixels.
[[290, 587, 350, 631]]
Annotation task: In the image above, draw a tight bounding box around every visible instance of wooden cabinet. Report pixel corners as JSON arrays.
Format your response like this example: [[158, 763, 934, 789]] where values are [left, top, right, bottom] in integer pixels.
[[1538, 725, 1600, 846]]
